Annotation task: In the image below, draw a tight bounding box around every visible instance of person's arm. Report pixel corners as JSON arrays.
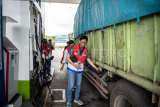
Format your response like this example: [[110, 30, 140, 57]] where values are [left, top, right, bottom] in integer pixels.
[[62, 49, 68, 63], [52, 45, 55, 50], [60, 63, 65, 71], [61, 51, 65, 63], [60, 49, 68, 71], [86, 53, 99, 72], [66, 55, 81, 69]]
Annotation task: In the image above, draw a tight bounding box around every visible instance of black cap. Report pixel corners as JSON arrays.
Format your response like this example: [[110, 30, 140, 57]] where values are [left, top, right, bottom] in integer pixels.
[[67, 41, 69, 43], [69, 40, 74, 45], [49, 39, 52, 41], [43, 38, 47, 44]]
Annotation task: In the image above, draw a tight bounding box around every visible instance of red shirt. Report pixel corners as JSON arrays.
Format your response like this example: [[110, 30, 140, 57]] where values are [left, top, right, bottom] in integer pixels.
[[40, 43, 50, 56], [72, 44, 87, 63], [61, 46, 71, 62]]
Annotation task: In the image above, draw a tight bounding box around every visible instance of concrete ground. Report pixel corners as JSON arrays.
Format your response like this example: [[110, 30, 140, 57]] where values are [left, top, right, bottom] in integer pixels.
[[22, 49, 109, 107]]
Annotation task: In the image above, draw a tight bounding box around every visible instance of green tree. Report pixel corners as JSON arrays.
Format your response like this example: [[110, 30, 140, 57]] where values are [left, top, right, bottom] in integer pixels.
[[45, 35, 55, 46], [51, 36, 55, 41]]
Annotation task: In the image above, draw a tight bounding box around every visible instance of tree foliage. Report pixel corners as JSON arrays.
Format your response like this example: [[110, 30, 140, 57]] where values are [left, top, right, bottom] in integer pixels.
[[45, 35, 55, 45]]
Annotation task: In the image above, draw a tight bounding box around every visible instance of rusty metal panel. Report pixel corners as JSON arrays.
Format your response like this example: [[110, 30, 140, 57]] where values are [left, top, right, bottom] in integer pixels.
[[103, 27, 109, 64], [112, 23, 125, 70], [103, 63, 160, 96], [91, 32, 96, 60], [85, 34, 89, 51], [109, 26, 114, 66], [86, 33, 91, 56], [125, 21, 132, 73], [103, 26, 114, 65], [98, 29, 103, 63], [94, 30, 99, 61], [94, 29, 103, 62], [153, 13, 160, 84], [88, 32, 92, 57], [131, 14, 155, 81]]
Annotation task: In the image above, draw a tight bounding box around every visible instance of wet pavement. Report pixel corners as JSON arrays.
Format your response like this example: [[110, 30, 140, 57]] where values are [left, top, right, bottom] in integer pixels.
[[22, 49, 109, 107]]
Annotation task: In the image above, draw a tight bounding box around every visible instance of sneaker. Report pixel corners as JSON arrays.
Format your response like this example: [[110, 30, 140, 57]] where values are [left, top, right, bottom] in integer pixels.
[[67, 101, 72, 107], [48, 74, 52, 77], [74, 99, 83, 105]]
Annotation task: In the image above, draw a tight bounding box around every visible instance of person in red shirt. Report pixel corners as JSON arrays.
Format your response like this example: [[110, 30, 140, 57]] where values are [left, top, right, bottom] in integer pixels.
[[61, 41, 69, 63], [60, 40, 75, 71], [66, 36, 99, 107], [40, 38, 53, 77], [49, 39, 55, 55]]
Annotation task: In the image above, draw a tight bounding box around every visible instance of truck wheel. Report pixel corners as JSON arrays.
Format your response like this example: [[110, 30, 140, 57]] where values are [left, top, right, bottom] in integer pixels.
[[110, 79, 153, 107]]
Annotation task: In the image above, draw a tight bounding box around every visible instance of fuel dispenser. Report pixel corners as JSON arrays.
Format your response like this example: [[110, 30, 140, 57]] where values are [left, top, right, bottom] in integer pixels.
[[0, 0, 6, 106], [3, 38, 22, 106], [3, 13, 22, 107], [1, 0, 53, 106]]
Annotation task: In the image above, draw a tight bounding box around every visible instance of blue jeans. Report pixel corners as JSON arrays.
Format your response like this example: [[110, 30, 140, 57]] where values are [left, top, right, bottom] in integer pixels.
[[46, 60, 51, 74], [67, 70, 83, 102]]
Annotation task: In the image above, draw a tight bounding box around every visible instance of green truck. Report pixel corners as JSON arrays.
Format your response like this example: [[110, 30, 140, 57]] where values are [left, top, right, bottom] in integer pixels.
[[74, 0, 160, 106]]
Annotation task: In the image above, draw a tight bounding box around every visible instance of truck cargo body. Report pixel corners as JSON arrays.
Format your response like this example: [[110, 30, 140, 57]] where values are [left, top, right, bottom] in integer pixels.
[[75, 12, 160, 106]]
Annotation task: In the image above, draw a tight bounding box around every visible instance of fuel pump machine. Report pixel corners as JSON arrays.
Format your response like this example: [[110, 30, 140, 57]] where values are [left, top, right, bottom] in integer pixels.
[[0, 0, 6, 106], [3, 37, 22, 106]]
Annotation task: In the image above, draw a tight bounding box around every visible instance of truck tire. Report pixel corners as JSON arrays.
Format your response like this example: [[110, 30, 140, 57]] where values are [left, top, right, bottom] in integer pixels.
[[110, 79, 153, 107]]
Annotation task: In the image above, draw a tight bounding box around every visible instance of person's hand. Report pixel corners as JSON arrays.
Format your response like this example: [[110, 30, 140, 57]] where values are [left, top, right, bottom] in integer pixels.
[[46, 59, 51, 62], [60, 66, 64, 71], [74, 64, 81, 69], [50, 56, 54, 60], [95, 67, 99, 73]]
